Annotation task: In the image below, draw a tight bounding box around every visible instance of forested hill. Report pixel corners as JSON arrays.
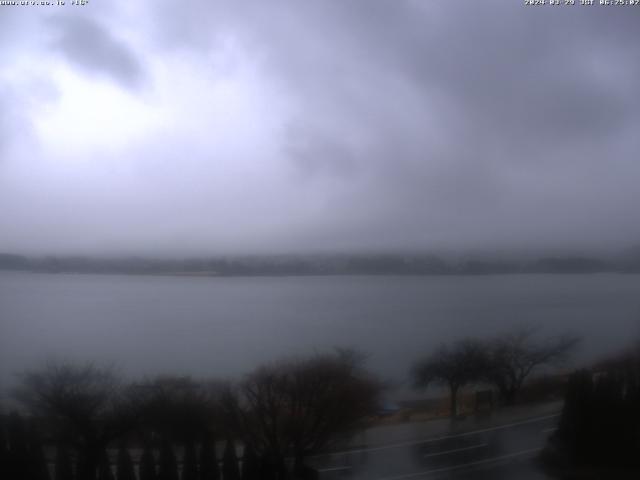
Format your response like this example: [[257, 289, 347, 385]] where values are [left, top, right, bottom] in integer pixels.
[[1, 252, 640, 276]]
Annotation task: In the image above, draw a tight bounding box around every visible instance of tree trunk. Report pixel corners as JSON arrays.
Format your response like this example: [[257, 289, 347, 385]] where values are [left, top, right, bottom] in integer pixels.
[[450, 384, 459, 418], [503, 388, 517, 406]]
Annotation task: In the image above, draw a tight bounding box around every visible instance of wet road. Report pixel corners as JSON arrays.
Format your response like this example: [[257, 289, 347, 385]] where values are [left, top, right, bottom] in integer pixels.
[[311, 413, 559, 480]]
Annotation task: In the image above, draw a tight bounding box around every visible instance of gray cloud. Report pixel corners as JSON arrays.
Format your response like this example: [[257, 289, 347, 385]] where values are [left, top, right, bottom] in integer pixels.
[[1, 1, 639, 255], [50, 16, 144, 89]]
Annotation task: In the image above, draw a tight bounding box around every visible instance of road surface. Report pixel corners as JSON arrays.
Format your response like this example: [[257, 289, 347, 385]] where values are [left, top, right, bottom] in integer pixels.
[[310, 407, 560, 479]]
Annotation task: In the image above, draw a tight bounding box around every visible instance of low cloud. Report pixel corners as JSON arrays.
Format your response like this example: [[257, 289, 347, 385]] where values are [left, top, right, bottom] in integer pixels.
[[51, 16, 145, 89], [0, 1, 639, 255]]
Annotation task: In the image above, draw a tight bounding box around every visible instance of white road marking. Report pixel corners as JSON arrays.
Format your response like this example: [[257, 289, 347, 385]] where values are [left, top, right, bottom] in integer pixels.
[[422, 443, 487, 458], [318, 466, 352, 473], [310, 413, 559, 458], [542, 427, 557, 433], [377, 447, 543, 480]]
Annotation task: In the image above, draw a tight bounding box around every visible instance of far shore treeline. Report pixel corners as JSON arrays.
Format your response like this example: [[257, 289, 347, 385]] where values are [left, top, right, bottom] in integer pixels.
[[1, 251, 640, 277]]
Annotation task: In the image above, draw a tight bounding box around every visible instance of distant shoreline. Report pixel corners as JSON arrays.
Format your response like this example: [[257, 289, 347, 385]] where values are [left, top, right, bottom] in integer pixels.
[[1, 252, 639, 278], [2, 272, 638, 280]]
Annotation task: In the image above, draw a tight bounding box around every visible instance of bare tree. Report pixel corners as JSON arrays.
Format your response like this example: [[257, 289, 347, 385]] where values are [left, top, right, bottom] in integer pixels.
[[14, 362, 142, 480], [223, 351, 381, 474], [136, 376, 222, 443], [485, 327, 579, 405], [413, 339, 488, 417]]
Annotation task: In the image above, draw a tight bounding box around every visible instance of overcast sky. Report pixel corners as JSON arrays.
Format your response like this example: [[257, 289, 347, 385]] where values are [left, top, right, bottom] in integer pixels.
[[1, 1, 639, 256]]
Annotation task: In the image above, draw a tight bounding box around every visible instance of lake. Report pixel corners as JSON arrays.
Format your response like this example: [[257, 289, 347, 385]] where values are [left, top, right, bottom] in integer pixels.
[[1, 272, 639, 395]]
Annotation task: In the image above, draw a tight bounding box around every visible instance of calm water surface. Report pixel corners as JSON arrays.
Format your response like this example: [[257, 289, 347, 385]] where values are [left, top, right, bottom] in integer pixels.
[[1, 272, 639, 393]]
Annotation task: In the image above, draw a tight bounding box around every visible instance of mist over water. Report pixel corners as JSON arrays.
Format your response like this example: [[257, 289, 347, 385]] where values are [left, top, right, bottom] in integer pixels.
[[2, 271, 639, 395]]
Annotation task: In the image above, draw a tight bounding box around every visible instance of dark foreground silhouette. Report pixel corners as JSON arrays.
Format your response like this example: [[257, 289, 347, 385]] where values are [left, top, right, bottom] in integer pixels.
[[542, 344, 640, 478], [1, 351, 380, 480], [3, 336, 639, 479]]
